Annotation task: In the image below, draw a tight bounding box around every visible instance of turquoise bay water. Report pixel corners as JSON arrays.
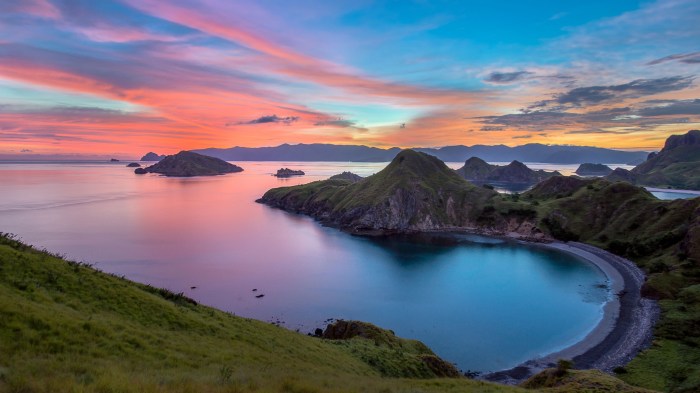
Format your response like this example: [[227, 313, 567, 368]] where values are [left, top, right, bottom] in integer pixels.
[[0, 161, 613, 372]]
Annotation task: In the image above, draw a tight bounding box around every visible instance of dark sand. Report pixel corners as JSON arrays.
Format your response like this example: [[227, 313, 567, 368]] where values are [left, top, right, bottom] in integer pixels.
[[483, 241, 659, 384]]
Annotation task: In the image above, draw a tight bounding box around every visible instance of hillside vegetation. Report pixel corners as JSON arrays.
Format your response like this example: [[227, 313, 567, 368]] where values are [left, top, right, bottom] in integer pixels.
[[0, 233, 527, 393], [259, 148, 700, 392], [606, 130, 700, 190]]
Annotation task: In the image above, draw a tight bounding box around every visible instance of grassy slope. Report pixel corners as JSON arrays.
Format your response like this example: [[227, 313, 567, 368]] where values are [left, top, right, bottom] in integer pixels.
[[0, 233, 529, 393], [518, 178, 700, 393], [260, 150, 496, 230]]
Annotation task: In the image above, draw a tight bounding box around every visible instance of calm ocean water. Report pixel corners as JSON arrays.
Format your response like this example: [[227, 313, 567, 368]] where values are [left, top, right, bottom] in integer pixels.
[[0, 160, 649, 372]]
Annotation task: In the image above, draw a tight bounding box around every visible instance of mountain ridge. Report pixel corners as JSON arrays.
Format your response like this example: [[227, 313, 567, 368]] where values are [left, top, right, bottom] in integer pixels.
[[190, 142, 648, 164]]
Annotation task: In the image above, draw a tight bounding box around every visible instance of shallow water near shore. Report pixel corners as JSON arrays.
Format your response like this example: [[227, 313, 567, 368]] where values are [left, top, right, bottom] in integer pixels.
[[0, 161, 612, 372]]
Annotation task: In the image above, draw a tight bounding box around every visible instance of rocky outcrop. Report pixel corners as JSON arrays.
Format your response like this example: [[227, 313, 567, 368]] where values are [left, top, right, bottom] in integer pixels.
[[455, 157, 559, 184], [274, 168, 305, 177], [575, 163, 613, 176], [606, 130, 700, 189], [322, 320, 460, 378], [126, 162, 141, 168], [135, 151, 243, 177], [141, 152, 166, 161]]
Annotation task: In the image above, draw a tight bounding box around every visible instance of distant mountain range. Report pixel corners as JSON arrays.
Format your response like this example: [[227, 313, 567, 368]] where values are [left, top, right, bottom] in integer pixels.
[[190, 143, 648, 164]]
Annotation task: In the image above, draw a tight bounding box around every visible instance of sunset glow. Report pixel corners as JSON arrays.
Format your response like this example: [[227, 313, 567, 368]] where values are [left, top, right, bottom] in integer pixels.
[[1, 0, 699, 158]]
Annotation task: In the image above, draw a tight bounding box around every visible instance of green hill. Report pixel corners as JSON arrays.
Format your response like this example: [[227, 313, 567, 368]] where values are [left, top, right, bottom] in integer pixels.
[[0, 234, 657, 393], [605, 130, 700, 190], [0, 233, 523, 393], [258, 150, 497, 233], [259, 150, 700, 392]]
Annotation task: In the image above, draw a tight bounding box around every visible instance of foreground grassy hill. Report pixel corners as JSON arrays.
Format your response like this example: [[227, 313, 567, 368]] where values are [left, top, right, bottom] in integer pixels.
[[0, 233, 657, 393]]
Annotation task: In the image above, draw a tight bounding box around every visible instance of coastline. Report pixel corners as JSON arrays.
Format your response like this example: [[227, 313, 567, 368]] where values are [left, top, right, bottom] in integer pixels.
[[482, 238, 659, 384], [259, 203, 661, 384]]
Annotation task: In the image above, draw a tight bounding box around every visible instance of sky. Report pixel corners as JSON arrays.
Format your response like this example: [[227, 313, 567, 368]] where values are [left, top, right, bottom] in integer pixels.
[[1, 0, 699, 158]]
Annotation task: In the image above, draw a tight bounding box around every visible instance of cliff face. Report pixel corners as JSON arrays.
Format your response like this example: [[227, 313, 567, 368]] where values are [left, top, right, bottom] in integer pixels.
[[608, 130, 700, 189], [137, 151, 243, 177], [259, 150, 506, 233], [455, 157, 559, 183]]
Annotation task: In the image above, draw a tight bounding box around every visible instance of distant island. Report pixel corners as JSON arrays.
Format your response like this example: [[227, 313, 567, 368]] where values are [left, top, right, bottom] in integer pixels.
[[274, 168, 305, 177], [605, 130, 700, 189], [575, 163, 613, 176], [134, 151, 243, 177], [126, 162, 141, 168], [188, 142, 648, 164], [455, 157, 559, 184], [140, 152, 166, 161], [109, 158, 119, 162]]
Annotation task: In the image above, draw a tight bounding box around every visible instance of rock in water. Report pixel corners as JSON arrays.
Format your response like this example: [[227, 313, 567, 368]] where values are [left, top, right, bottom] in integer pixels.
[[126, 162, 141, 168], [274, 168, 305, 177], [135, 151, 243, 177]]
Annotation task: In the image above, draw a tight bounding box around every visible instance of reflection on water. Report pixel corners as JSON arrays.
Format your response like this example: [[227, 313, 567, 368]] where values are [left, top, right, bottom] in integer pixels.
[[0, 161, 609, 372]]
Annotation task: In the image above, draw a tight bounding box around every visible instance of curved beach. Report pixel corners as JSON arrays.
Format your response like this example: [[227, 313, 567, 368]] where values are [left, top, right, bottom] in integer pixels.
[[483, 240, 659, 384]]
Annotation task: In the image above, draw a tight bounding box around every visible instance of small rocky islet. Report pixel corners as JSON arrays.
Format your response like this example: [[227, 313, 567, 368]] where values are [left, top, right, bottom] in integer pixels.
[[134, 151, 243, 177], [274, 168, 305, 177]]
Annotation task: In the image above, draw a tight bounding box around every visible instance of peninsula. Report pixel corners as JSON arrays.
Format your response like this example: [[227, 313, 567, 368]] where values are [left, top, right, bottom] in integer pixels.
[[258, 148, 700, 390]]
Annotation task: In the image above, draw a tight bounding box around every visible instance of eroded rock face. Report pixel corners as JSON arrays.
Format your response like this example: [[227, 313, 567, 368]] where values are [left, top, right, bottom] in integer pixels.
[[663, 129, 700, 150], [136, 151, 243, 177], [608, 130, 700, 189]]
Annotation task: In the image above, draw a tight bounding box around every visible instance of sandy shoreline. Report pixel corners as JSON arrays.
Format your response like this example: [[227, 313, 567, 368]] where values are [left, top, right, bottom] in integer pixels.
[[482, 239, 659, 384]]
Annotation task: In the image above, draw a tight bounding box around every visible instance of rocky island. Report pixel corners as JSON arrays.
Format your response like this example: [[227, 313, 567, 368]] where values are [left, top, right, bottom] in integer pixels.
[[455, 157, 560, 184], [134, 151, 243, 177], [274, 168, 305, 177], [575, 163, 613, 176], [126, 162, 141, 168], [605, 130, 700, 190]]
